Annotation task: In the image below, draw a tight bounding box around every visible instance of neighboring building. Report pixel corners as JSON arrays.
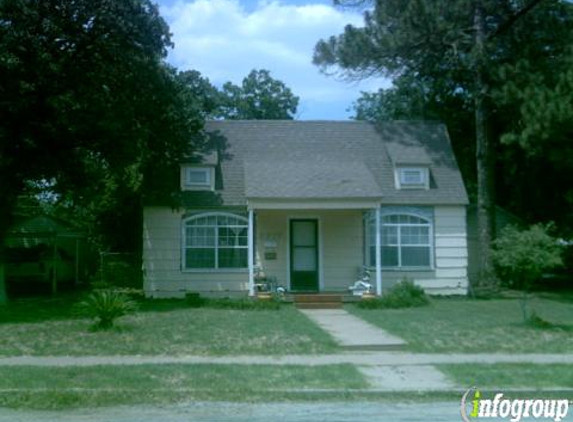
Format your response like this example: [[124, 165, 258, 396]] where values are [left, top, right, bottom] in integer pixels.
[[5, 215, 89, 293], [143, 120, 469, 298]]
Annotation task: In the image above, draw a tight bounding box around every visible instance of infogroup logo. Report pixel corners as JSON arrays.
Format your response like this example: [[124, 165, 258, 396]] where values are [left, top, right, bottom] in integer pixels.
[[461, 388, 571, 422]]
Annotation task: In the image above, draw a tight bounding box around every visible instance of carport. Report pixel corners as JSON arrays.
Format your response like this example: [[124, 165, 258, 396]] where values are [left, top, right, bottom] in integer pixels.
[[4, 215, 87, 294]]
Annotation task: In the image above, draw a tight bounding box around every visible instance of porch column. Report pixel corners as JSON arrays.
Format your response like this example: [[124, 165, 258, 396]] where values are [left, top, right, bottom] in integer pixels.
[[248, 209, 255, 297], [375, 207, 382, 296]]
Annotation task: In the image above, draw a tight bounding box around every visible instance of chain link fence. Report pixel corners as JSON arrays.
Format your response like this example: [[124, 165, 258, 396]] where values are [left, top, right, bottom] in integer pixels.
[[97, 252, 142, 289]]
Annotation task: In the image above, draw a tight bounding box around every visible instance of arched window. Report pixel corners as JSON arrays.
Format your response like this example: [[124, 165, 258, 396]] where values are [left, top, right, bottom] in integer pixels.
[[183, 213, 248, 269], [368, 213, 433, 268]]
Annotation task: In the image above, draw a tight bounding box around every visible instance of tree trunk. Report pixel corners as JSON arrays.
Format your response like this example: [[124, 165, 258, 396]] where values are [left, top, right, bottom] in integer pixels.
[[0, 254, 6, 305], [473, 1, 497, 295], [0, 177, 20, 305], [0, 211, 10, 305]]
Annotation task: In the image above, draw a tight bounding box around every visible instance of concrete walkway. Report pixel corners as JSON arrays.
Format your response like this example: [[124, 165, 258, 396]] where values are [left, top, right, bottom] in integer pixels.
[[2, 352, 572, 392], [357, 365, 457, 391], [1, 352, 572, 367], [299, 309, 406, 349], [296, 308, 460, 390]]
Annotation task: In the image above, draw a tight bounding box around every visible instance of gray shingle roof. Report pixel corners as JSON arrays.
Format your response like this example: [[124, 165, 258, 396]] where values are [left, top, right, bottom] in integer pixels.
[[183, 120, 467, 207], [244, 160, 383, 199]]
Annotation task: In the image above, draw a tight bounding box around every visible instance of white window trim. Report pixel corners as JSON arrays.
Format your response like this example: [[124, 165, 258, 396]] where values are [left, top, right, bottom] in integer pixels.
[[182, 212, 249, 271], [181, 166, 215, 191], [366, 212, 434, 270], [395, 167, 429, 190]]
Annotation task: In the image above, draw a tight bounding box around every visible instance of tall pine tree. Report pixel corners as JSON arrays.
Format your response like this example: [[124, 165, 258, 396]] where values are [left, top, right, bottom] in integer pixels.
[[314, 0, 572, 294]]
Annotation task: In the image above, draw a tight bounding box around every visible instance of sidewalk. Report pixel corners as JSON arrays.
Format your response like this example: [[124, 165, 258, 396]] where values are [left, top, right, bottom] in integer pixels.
[[1, 352, 572, 392], [1, 352, 572, 367]]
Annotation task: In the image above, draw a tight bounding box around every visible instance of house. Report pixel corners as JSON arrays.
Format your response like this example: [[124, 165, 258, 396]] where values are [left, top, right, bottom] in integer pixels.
[[142, 120, 469, 298]]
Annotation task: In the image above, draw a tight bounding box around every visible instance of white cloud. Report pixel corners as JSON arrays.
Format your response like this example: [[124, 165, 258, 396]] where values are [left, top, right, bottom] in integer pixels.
[[159, 0, 390, 119]]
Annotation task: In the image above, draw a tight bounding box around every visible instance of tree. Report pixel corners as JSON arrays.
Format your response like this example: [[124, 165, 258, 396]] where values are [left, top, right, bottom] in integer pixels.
[[314, 0, 572, 294], [176, 70, 222, 118], [494, 48, 573, 231], [217, 69, 299, 120], [0, 0, 204, 302], [353, 80, 437, 122], [492, 224, 563, 323], [350, 4, 573, 232], [499, 50, 573, 155], [176, 69, 300, 120]]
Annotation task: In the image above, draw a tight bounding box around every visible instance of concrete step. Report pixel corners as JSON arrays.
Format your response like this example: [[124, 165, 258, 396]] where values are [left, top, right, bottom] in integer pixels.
[[295, 302, 343, 310], [294, 294, 343, 303]]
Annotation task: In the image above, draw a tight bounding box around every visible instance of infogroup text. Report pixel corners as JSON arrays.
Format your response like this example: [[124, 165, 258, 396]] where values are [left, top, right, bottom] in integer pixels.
[[461, 388, 570, 422]]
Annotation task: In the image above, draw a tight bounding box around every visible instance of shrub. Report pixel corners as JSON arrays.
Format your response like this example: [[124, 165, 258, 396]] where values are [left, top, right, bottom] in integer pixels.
[[357, 278, 429, 309], [492, 224, 564, 323], [97, 254, 142, 288], [76, 289, 137, 330], [185, 293, 206, 308], [492, 224, 564, 290]]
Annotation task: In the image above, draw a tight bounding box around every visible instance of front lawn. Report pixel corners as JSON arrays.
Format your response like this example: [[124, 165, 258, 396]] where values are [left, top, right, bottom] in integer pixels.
[[348, 295, 573, 353], [0, 363, 369, 409], [0, 296, 338, 356]]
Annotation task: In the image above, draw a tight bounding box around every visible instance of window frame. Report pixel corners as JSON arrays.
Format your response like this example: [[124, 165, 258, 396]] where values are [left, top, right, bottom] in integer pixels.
[[182, 212, 249, 271], [395, 167, 429, 190], [366, 211, 434, 270], [181, 166, 215, 191]]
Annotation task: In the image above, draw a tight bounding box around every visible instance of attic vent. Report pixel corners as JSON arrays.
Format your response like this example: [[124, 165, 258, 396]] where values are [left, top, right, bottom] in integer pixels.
[[396, 167, 429, 189]]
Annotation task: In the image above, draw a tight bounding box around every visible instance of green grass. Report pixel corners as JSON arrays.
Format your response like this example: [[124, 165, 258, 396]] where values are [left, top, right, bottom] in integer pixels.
[[0, 364, 368, 409], [441, 364, 573, 389], [348, 295, 573, 353], [0, 293, 83, 324], [0, 296, 337, 356]]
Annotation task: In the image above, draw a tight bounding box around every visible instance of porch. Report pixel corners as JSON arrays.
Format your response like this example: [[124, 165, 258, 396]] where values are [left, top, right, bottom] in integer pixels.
[[247, 205, 384, 297]]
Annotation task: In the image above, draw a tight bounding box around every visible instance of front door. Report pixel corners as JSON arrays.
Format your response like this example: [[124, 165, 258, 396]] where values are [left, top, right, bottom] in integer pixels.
[[290, 219, 319, 292]]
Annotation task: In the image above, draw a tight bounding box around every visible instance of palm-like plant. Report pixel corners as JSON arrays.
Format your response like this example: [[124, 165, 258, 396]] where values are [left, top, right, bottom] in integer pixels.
[[76, 289, 137, 330]]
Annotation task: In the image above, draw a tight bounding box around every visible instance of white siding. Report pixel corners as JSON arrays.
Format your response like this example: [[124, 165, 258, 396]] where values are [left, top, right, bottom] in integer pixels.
[[143, 207, 248, 298], [429, 205, 468, 294], [322, 211, 363, 290], [370, 205, 468, 295], [435, 236, 467, 248], [256, 210, 363, 292], [143, 205, 468, 297]]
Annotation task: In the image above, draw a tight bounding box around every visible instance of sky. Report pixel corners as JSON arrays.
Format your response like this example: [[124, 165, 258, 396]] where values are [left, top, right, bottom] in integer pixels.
[[155, 0, 391, 120]]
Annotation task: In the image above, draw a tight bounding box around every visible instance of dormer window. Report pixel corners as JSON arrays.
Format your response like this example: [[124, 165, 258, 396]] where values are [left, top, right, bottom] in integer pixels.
[[186, 168, 210, 186], [181, 166, 215, 191], [396, 167, 429, 189]]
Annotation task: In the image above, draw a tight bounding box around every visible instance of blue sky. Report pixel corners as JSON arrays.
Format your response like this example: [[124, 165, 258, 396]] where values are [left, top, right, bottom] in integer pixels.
[[155, 0, 390, 120]]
